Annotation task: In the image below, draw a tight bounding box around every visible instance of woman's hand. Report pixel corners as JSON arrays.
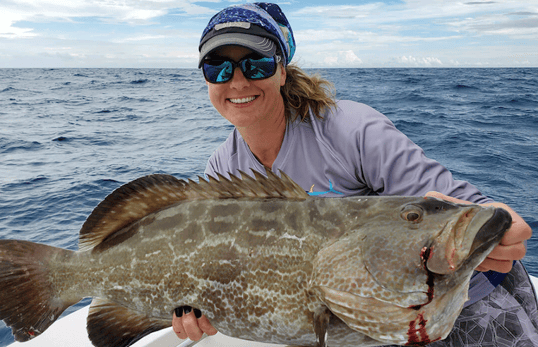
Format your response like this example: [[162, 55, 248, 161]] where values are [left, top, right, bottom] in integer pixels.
[[425, 192, 531, 273], [172, 306, 218, 341]]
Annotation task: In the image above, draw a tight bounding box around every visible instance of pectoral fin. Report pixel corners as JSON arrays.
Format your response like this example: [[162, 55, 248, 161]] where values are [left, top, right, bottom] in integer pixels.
[[311, 286, 418, 345], [87, 298, 171, 347]]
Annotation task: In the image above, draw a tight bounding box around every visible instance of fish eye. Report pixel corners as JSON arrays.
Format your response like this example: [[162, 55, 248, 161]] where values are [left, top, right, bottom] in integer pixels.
[[401, 206, 423, 223]]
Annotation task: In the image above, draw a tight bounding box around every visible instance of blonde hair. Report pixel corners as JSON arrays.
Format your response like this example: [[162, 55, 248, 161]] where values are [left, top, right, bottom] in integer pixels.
[[280, 64, 337, 123]]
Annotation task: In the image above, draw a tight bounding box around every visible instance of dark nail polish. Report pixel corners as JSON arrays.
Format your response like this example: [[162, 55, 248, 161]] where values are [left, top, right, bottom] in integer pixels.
[[183, 306, 192, 315], [194, 308, 202, 319], [175, 307, 183, 317]]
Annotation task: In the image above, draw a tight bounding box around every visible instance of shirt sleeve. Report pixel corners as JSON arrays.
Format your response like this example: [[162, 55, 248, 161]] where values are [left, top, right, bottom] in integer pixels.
[[338, 101, 492, 203]]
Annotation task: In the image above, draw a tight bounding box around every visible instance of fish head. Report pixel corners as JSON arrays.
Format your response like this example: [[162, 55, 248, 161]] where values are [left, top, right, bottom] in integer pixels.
[[358, 196, 511, 343], [359, 197, 511, 288], [418, 198, 511, 275], [312, 196, 512, 345]]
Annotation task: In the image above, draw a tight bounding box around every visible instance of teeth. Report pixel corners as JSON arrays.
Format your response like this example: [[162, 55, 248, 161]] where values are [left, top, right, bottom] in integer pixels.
[[229, 96, 256, 104]]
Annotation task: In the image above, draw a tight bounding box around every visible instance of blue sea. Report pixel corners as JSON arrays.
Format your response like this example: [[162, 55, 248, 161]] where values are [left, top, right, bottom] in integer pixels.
[[0, 68, 537, 346]]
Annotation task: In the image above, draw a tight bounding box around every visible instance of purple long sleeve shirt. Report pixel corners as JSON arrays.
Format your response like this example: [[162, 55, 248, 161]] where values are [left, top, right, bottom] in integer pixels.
[[206, 100, 492, 203]]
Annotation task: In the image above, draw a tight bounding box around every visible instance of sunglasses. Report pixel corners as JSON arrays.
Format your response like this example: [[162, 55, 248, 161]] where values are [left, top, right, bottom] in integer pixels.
[[202, 55, 282, 84]]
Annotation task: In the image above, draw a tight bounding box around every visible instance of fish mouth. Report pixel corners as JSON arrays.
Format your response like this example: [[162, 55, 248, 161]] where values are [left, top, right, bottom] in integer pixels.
[[468, 207, 512, 257], [425, 206, 511, 274]]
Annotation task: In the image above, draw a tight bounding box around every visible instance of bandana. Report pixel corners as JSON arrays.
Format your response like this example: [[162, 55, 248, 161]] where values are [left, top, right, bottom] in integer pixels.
[[199, 2, 296, 67]]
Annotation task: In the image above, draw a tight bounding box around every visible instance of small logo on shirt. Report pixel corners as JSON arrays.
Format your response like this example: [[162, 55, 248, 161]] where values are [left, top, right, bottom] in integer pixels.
[[307, 180, 343, 196]]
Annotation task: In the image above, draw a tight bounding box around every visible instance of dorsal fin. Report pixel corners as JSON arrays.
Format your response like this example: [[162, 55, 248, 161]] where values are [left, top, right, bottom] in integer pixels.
[[79, 174, 188, 252], [79, 170, 307, 252]]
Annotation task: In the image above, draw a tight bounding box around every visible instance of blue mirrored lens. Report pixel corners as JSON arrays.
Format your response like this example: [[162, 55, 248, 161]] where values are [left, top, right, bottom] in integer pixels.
[[203, 56, 277, 83], [203, 61, 233, 83], [241, 57, 276, 80]]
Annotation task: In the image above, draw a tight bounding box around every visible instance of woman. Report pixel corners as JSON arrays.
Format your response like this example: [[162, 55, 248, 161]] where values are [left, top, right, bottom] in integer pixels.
[[172, 3, 536, 345]]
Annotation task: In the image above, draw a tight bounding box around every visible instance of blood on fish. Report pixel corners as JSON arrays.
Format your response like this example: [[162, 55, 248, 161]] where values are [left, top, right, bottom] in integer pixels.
[[420, 246, 428, 261], [406, 312, 440, 346], [406, 312, 428, 345], [410, 248, 435, 310]]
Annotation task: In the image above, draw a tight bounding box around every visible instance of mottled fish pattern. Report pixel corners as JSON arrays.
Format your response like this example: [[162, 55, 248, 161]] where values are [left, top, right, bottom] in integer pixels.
[[0, 171, 511, 347]]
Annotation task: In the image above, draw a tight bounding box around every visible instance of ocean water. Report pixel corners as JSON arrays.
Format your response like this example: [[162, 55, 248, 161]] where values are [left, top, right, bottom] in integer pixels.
[[0, 68, 537, 346]]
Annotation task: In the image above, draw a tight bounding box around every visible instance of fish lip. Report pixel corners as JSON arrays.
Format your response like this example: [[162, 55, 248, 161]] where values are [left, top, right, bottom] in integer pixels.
[[468, 207, 512, 256], [426, 206, 496, 274], [426, 207, 512, 274]]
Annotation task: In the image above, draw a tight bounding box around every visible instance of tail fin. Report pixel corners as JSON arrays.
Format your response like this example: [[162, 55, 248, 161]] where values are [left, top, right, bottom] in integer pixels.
[[0, 240, 80, 341]]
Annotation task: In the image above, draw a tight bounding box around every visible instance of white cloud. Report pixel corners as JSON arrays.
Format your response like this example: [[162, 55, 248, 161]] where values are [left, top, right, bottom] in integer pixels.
[[397, 56, 443, 67], [0, 0, 211, 38], [295, 28, 461, 45], [0, 24, 37, 39], [0, 0, 209, 67], [315, 50, 363, 67], [323, 56, 338, 65], [290, 1, 538, 67], [342, 50, 362, 64], [111, 35, 169, 43], [1, 0, 538, 67], [0, 9, 37, 38], [292, 1, 538, 34], [293, 3, 382, 19], [446, 13, 538, 38], [295, 29, 371, 42]]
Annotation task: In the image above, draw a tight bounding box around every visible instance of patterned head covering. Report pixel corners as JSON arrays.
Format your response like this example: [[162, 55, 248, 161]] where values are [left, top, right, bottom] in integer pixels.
[[199, 2, 296, 67]]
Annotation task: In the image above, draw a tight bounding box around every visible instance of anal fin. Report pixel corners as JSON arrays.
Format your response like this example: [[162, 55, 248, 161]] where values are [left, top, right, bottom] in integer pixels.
[[313, 306, 332, 347], [87, 298, 171, 347]]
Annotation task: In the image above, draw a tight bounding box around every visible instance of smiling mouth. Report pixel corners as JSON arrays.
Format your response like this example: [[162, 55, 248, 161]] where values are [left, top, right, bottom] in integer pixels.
[[229, 96, 257, 104]]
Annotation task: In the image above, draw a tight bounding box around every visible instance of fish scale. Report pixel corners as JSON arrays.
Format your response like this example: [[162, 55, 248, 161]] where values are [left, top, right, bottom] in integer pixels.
[[0, 171, 511, 347]]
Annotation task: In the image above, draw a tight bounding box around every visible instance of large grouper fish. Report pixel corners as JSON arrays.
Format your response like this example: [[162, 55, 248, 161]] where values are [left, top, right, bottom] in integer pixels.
[[0, 171, 512, 347]]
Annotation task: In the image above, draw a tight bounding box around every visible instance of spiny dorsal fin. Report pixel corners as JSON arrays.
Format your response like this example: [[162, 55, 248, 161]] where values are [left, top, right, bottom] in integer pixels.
[[216, 169, 308, 200], [79, 170, 307, 252], [87, 298, 171, 347], [79, 174, 188, 252]]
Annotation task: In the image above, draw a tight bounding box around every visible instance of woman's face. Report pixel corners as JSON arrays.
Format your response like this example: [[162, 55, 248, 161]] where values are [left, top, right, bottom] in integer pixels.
[[206, 45, 286, 131]]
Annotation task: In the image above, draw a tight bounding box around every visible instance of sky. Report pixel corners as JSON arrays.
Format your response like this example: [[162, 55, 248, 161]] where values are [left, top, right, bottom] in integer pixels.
[[1, 0, 538, 68]]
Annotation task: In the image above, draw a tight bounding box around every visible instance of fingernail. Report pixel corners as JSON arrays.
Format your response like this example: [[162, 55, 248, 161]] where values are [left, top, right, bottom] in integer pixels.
[[175, 307, 183, 317], [194, 308, 202, 319], [183, 306, 192, 315]]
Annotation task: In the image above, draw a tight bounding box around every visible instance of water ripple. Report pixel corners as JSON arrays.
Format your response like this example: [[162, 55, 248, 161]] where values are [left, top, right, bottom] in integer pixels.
[[0, 67, 537, 346]]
